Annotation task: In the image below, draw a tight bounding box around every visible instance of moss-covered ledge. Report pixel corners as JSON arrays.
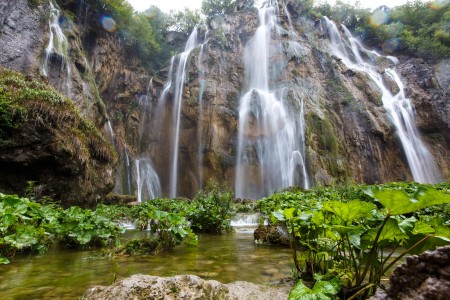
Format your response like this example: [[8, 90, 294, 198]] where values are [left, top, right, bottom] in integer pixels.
[[0, 67, 117, 207]]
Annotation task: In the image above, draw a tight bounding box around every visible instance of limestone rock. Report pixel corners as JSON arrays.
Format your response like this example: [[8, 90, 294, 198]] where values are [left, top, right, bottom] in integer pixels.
[[84, 274, 292, 300], [369, 246, 450, 300]]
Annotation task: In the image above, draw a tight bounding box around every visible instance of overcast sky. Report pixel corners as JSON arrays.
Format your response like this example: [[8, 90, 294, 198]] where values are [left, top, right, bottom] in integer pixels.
[[126, 0, 426, 13]]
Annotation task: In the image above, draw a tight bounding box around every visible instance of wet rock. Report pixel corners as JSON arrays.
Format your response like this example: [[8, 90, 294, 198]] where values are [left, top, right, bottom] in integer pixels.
[[254, 225, 290, 247], [369, 246, 450, 300], [84, 274, 292, 300]]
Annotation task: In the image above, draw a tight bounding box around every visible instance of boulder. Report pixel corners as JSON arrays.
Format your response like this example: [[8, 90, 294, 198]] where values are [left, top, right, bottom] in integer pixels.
[[369, 246, 450, 300], [84, 274, 292, 300]]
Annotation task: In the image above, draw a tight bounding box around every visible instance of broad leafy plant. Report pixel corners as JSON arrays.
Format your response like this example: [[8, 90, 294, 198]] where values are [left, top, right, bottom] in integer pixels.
[[0, 194, 124, 264], [268, 183, 450, 299]]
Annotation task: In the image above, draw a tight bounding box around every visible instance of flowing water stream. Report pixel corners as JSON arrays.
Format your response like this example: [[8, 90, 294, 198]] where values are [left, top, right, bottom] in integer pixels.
[[0, 232, 292, 299], [323, 17, 442, 183]]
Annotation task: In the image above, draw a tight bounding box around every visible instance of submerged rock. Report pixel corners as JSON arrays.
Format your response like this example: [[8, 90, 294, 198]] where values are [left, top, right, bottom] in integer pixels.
[[84, 274, 292, 300], [369, 246, 450, 300]]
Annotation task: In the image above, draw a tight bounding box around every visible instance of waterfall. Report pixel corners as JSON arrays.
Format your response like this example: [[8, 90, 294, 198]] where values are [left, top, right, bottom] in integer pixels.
[[105, 119, 116, 148], [235, 1, 309, 200], [135, 157, 161, 202], [155, 28, 200, 198], [197, 28, 209, 190], [124, 144, 132, 194], [323, 17, 442, 183], [42, 1, 72, 97]]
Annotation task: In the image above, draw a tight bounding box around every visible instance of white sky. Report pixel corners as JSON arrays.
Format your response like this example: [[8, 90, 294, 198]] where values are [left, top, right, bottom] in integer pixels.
[[126, 0, 425, 13]]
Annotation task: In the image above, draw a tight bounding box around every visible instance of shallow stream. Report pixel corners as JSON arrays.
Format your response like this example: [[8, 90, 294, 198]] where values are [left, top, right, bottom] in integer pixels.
[[0, 229, 292, 299]]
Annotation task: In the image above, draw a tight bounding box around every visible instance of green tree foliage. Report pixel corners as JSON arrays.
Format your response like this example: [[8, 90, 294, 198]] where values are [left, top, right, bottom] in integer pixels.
[[87, 1, 203, 71], [201, 0, 236, 16], [314, 1, 450, 59], [167, 8, 202, 33]]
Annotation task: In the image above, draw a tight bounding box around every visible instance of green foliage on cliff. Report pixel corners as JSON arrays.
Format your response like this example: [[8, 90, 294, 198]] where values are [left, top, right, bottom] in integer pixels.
[[201, 0, 237, 16], [0, 67, 116, 164], [87, 1, 202, 71], [315, 0, 450, 59]]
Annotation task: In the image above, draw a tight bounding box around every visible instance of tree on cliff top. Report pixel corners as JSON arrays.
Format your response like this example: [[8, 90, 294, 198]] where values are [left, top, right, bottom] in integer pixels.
[[201, 0, 237, 16]]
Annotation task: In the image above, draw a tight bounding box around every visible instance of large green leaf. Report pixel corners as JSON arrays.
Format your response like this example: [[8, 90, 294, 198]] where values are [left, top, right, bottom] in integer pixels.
[[368, 187, 450, 215], [323, 200, 376, 225], [0, 256, 10, 265], [288, 277, 340, 300]]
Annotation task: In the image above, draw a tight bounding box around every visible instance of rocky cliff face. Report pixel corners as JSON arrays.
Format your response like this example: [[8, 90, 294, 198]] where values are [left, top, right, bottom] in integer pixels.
[[0, 0, 448, 203], [0, 0, 149, 205], [146, 1, 448, 198]]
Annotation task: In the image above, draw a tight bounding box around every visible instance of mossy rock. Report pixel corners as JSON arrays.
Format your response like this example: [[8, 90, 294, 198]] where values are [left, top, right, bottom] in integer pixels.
[[0, 67, 117, 207]]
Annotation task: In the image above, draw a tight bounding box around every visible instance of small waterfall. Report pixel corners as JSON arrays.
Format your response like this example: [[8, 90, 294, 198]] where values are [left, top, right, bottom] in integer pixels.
[[235, 1, 309, 199], [106, 120, 115, 147], [124, 144, 132, 194], [42, 1, 72, 97], [324, 17, 442, 183], [135, 157, 161, 202], [231, 213, 263, 227]]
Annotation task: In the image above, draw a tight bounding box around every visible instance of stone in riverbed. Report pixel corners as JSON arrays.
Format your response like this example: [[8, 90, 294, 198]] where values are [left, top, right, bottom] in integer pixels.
[[84, 274, 292, 300]]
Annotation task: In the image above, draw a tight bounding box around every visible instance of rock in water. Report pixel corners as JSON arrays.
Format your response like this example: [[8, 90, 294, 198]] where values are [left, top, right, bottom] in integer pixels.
[[84, 274, 292, 300], [369, 246, 450, 300]]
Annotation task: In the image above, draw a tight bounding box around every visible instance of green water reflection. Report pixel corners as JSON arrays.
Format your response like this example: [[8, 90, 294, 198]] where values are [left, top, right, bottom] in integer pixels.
[[0, 230, 293, 299]]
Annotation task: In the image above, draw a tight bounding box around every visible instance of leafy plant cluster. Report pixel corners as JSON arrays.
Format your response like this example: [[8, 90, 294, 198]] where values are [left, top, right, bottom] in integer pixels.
[[259, 182, 450, 299], [116, 209, 197, 256], [97, 181, 235, 234], [0, 194, 123, 265], [313, 0, 450, 59]]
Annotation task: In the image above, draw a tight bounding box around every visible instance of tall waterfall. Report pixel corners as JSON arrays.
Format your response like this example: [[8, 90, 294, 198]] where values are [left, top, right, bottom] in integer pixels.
[[41, 1, 72, 97], [235, 1, 309, 199], [156, 28, 200, 198], [197, 28, 209, 190], [323, 17, 442, 183]]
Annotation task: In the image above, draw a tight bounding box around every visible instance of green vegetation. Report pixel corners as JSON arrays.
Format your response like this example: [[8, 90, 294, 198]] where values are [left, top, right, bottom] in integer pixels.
[[201, 0, 238, 16], [259, 182, 450, 299], [313, 0, 450, 59], [74, 0, 202, 72], [0, 182, 235, 264], [189, 181, 234, 233], [97, 181, 234, 234], [0, 194, 123, 265]]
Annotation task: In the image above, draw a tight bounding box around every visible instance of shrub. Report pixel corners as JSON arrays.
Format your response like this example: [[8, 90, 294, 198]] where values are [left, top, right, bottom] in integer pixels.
[[189, 181, 234, 233]]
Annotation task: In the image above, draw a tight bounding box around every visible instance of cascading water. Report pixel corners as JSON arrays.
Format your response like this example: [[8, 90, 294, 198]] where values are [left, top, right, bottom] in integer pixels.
[[124, 144, 132, 194], [196, 28, 209, 190], [135, 157, 161, 202], [157, 28, 200, 198], [235, 0, 309, 199], [106, 119, 115, 147], [323, 17, 442, 183], [42, 1, 72, 97]]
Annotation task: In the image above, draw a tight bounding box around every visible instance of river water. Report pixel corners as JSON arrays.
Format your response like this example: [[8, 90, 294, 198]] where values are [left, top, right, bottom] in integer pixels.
[[0, 230, 292, 299]]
